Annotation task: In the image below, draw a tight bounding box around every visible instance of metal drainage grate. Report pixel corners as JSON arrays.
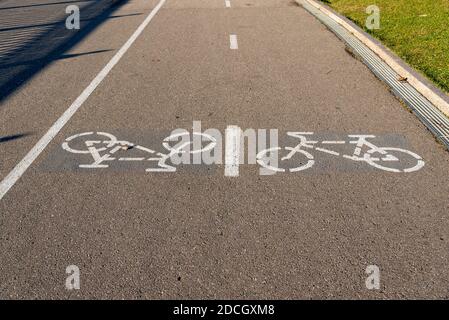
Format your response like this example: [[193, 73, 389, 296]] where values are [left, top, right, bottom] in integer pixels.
[[302, 1, 449, 150]]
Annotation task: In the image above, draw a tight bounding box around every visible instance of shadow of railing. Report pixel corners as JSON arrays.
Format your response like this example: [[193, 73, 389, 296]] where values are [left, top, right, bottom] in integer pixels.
[[0, 0, 130, 103], [0, 133, 30, 143]]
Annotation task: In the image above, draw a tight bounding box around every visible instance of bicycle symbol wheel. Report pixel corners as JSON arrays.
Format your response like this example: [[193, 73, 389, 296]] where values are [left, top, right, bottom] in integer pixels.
[[62, 132, 121, 154], [162, 131, 217, 154], [364, 147, 425, 173], [257, 146, 315, 173]]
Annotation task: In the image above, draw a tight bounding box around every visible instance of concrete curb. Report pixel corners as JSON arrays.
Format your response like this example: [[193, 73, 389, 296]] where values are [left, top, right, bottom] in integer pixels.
[[296, 0, 449, 118]]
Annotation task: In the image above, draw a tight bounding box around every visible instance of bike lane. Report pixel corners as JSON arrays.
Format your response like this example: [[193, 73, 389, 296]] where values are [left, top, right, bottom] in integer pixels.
[[1, 0, 449, 298]]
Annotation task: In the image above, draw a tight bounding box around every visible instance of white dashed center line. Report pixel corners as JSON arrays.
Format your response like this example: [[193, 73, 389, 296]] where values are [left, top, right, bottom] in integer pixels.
[[225, 0, 231, 8], [229, 34, 238, 50], [225, 125, 241, 177]]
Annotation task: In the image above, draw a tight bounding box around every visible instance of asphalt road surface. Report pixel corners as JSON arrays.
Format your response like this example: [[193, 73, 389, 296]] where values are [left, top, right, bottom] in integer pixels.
[[1, 0, 449, 299]]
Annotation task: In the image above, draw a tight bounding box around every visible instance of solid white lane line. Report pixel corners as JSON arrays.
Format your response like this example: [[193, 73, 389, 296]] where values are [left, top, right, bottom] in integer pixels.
[[229, 34, 238, 50], [0, 0, 167, 201], [225, 125, 241, 177], [225, 0, 231, 8]]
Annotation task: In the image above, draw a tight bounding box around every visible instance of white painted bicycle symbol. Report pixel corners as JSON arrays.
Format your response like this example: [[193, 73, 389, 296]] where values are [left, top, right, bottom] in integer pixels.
[[256, 132, 425, 173], [62, 131, 216, 172]]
